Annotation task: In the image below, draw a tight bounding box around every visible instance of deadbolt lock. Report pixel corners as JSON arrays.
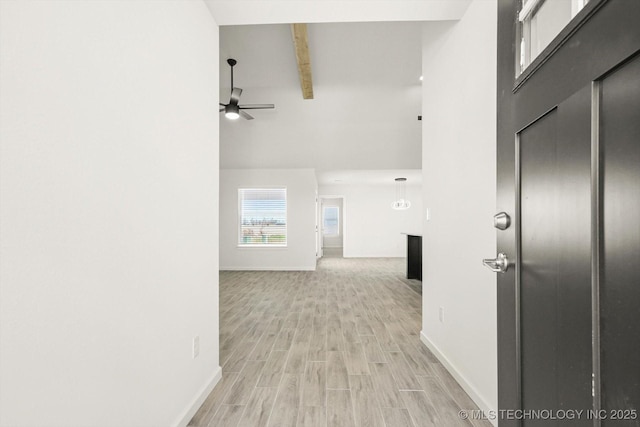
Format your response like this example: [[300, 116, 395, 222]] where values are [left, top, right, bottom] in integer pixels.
[[493, 212, 511, 230]]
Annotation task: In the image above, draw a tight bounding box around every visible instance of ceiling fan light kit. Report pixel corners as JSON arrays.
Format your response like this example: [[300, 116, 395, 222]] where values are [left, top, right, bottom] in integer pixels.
[[225, 104, 240, 120], [219, 58, 275, 121]]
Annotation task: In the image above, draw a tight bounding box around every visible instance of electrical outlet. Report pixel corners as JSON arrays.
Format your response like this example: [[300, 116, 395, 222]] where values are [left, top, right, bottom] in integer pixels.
[[439, 307, 445, 323], [193, 336, 200, 359]]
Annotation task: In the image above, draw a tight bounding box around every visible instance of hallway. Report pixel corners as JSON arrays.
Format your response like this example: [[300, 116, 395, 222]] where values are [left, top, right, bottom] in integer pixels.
[[189, 257, 489, 427]]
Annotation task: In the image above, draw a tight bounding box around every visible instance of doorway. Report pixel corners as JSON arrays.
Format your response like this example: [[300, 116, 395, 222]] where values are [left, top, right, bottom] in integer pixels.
[[319, 196, 345, 258], [496, 0, 640, 424]]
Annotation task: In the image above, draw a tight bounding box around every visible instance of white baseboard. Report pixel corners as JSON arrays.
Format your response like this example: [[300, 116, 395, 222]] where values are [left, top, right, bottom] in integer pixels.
[[173, 366, 222, 427], [420, 332, 497, 427], [220, 266, 316, 271]]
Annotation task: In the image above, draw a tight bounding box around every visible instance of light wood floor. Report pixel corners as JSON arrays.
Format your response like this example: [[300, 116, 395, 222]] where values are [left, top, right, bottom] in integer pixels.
[[189, 257, 489, 427]]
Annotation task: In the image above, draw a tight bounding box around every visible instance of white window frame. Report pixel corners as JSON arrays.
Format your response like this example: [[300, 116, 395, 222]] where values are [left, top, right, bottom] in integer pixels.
[[238, 187, 287, 248], [517, 0, 589, 76]]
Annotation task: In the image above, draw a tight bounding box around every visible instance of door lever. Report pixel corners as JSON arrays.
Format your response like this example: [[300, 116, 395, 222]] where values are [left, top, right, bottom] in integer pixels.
[[483, 253, 509, 273]]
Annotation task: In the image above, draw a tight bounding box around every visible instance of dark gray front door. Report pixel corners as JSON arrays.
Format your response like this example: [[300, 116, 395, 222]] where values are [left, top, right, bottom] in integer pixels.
[[496, 0, 640, 425]]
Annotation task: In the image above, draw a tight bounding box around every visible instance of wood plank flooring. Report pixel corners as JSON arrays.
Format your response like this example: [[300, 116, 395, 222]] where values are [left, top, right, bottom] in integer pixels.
[[189, 256, 490, 427]]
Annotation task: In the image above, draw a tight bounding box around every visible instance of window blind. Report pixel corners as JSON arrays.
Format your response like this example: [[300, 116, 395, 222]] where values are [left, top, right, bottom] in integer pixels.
[[323, 206, 339, 235], [238, 188, 287, 246]]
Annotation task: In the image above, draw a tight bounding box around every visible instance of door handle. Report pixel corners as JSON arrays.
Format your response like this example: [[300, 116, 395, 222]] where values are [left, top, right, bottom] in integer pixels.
[[483, 253, 509, 273]]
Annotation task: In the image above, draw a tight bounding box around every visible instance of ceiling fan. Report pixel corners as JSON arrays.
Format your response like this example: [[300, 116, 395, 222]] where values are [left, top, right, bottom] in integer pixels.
[[219, 58, 275, 120]]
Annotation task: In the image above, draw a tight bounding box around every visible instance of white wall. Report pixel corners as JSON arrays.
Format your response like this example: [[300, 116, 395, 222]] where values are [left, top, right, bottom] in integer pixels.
[[319, 183, 422, 258], [220, 169, 318, 270], [219, 86, 422, 170], [0, 2, 220, 426], [420, 0, 498, 420]]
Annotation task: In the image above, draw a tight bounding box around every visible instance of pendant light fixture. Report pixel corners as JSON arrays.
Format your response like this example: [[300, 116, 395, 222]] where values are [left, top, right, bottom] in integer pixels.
[[391, 177, 411, 210]]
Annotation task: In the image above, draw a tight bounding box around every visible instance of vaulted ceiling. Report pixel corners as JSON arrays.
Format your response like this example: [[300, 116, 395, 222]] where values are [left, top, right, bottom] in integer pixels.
[[218, 22, 422, 172], [209, 1, 472, 180]]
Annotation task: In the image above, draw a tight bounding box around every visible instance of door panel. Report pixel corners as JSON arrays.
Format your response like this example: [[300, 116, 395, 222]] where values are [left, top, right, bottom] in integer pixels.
[[497, 0, 640, 425], [600, 55, 640, 426], [519, 86, 592, 425], [512, 0, 640, 131]]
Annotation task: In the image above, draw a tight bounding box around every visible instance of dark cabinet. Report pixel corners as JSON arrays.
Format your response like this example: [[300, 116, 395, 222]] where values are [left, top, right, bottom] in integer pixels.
[[406, 234, 422, 281]]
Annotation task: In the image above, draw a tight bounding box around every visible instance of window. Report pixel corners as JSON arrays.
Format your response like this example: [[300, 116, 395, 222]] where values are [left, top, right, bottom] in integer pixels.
[[517, 0, 589, 75], [323, 206, 339, 236], [238, 188, 287, 246]]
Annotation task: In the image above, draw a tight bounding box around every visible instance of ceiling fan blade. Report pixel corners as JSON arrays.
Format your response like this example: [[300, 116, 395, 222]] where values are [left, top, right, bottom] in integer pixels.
[[219, 102, 227, 107], [230, 87, 242, 105], [238, 104, 275, 110], [219, 107, 225, 112], [239, 110, 254, 120]]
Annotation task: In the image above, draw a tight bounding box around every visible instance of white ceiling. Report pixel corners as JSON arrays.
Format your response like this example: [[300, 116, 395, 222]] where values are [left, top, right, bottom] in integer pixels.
[[205, 0, 471, 26], [219, 22, 424, 173], [214, 3, 468, 184], [317, 169, 422, 186], [219, 22, 424, 90]]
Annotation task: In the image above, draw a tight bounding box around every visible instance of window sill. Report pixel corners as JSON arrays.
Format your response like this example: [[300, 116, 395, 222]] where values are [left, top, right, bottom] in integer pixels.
[[236, 245, 288, 249]]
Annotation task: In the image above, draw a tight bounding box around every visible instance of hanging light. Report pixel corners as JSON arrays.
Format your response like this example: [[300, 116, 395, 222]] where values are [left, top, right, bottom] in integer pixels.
[[391, 177, 411, 210]]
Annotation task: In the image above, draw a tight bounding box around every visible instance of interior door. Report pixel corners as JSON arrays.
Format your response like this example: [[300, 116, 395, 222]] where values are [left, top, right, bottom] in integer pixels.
[[316, 194, 323, 259], [496, 0, 640, 426]]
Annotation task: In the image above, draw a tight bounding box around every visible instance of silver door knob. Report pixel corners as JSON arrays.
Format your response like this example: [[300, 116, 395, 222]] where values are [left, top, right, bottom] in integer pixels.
[[482, 253, 509, 273]]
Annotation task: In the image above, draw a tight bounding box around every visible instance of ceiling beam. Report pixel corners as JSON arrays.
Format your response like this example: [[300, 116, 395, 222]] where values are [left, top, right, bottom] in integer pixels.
[[291, 23, 314, 100]]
